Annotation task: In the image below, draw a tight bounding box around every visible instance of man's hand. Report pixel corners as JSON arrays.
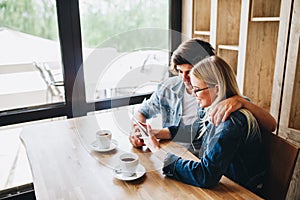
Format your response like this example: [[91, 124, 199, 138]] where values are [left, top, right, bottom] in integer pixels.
[[210, 95, 243, 126], [129, 123, 145, 148]]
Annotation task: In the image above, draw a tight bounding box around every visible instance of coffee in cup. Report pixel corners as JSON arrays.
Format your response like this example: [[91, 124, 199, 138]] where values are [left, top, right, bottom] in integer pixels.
[[96, 130, 112, 149], [119, 152, 139, 177]]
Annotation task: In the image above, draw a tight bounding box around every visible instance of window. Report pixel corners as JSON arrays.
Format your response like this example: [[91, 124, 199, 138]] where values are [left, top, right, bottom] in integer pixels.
[[79, 0, 169, 102], [0, 0, 64, 111]]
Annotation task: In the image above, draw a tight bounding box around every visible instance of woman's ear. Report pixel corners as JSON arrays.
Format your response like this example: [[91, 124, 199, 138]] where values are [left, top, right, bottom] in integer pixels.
[[210, 84, 219, 100], [214, 84, 219, 94]]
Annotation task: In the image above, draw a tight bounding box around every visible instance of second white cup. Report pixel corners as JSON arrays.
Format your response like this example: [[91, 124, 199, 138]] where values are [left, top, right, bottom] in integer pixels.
[[96, 130, 112, 149], [119, 152, 139, 177]]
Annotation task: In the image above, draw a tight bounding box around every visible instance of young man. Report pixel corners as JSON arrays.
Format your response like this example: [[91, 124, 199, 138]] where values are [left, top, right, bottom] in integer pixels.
[[130, 39, 276, 148]]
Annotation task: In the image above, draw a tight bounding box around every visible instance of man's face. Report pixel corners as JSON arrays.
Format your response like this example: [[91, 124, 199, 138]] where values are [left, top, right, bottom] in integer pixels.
[[176, 64, 193, 90]]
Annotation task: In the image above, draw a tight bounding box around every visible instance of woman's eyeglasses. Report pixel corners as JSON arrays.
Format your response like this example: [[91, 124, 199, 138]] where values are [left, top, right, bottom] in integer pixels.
[[192, 87, 210, 97]]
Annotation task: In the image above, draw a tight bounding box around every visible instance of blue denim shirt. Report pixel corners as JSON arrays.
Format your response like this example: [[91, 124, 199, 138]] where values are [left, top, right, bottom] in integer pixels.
[[138, 76, 185, 128], [163, 110, 265, 193]]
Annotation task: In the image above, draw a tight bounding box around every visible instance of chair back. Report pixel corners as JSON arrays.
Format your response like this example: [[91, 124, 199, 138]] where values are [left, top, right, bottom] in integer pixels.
[[261, 131, 299, 200]]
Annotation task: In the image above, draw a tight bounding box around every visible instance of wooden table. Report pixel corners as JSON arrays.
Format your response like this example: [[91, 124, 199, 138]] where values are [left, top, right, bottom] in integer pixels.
[[20, 107, 263, 200]]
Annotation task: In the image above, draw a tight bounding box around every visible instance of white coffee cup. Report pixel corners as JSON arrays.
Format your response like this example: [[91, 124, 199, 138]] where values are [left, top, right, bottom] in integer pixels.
[[96, 130, 112, 149], [119, 152, 139, 177]]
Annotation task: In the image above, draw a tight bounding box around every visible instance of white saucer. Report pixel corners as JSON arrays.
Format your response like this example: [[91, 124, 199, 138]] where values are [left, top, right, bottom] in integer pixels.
[[113, 164, 146, 181], [90, 139, 118, 152]]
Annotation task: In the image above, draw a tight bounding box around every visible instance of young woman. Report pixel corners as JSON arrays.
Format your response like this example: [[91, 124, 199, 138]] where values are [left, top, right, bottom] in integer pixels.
[[130, 39, 276, 149], [142, 56, 265, 194]]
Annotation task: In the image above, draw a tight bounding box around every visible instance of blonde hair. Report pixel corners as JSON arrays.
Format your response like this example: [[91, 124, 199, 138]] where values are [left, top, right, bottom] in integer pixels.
[[191, 56, 259, 139]]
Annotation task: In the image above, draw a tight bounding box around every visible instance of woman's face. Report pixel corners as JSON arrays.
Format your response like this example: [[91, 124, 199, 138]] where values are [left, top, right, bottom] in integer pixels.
[[176, 64, 193, 90], [190, 74, 218, 108]]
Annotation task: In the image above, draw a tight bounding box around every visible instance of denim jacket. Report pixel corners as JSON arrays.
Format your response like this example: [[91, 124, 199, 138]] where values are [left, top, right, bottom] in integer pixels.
[[163, 110, 265, 193], [138, 76, 185, 128]]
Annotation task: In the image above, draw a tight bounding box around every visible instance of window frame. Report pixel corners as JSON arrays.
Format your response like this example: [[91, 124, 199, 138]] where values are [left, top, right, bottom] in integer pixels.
[[0, 0, 182, 127]]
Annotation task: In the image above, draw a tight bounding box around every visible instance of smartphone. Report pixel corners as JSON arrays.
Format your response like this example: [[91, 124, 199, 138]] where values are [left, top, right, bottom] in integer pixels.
[[131, 115, 149, 137]]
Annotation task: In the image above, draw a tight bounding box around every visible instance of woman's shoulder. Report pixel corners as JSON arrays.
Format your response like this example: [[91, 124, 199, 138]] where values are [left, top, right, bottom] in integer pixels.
[[213, 110, 249, 139], [222, 110, 248, 128]]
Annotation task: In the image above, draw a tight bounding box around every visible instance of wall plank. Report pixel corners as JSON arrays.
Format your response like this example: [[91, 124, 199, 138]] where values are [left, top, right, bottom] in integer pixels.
[[243, 22, 279, 111]]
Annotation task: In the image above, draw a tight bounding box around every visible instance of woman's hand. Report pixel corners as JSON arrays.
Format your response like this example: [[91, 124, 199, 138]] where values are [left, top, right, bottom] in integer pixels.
[[143, 124, 160, 153], [129, 121, 172, 148]]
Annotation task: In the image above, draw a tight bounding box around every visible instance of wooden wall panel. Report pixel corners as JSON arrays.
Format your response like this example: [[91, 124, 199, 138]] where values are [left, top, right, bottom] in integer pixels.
[[251, 0, 281, 18], [216, 0, 241, 45], [193, 0, 211, 32], [289, 42, 300, 130], [192, 0, 211, 44], [192, 34, 210, 43], [270, 0, 293, 123], [214, 0, 241, 77], [243, 22, 279, 111], [279, 0, 300, 143], [217, 49, 238, 74]]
